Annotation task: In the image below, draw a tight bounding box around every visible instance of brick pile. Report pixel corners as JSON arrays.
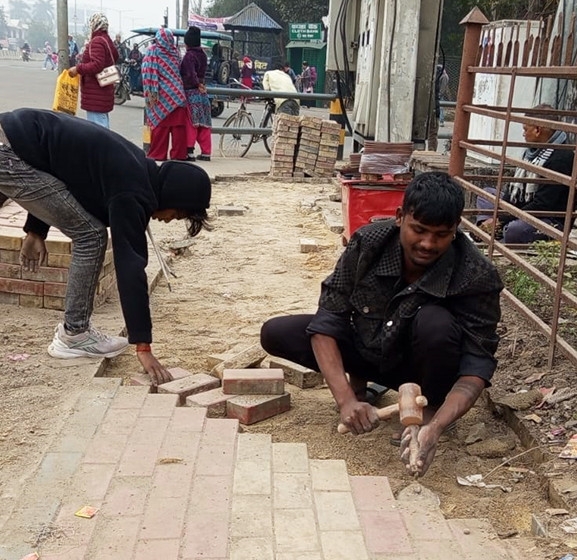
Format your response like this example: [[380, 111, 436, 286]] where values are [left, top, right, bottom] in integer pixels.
[[269, 113, 300, 178], [270, 114, 341, 179], [0, 201, 116, 310]]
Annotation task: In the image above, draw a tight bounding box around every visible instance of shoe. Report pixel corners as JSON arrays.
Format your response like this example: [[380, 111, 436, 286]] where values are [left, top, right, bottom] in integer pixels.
[[48, 323, 129, 359], [186, 153, 196, 161], [197, 154, 211, 161]]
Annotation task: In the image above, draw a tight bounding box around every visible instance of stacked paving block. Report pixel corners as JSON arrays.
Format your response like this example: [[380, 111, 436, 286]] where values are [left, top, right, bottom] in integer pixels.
[[269, 114, 300, 178], [0, 201, 116, 310], [269, 115, 341, 179]]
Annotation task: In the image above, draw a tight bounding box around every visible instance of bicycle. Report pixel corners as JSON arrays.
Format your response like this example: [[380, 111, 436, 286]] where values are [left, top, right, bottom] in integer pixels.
[[219, 80, 299, 158]]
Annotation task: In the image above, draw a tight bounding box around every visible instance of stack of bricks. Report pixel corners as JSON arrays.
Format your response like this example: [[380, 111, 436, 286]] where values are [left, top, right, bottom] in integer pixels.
[[316, 119, 342, 178], [270, 114, 341, 179], [0, 201, 116, 310], [269, 113, 300, 178], [293, 115, 322, 177]]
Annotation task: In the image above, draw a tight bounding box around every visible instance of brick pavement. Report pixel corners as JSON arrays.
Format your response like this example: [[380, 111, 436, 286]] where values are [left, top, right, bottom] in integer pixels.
[[0, 380, 530, 560]]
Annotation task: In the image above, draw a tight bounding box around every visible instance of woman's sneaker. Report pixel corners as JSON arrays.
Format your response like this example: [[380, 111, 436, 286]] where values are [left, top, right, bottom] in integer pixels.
[[48, 323, 129, 359]]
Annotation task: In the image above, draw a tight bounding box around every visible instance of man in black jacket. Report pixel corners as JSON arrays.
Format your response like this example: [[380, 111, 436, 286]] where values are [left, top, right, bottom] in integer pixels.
[[261, 172, 503, 477], [0, 108, 211, 385], [477, 104, 574, 242]]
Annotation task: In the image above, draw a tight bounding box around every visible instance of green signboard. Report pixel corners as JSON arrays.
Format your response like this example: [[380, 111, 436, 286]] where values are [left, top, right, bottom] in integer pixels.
[[289, 23, 322, 42]]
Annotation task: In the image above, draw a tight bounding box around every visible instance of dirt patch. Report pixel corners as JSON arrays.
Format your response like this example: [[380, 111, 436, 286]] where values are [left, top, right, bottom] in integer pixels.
[[1, 177, 576, 558]]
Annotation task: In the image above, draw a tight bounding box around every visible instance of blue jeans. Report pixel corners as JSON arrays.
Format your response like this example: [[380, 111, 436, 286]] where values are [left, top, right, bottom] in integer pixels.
[[476, 186, 554, 243], [86, 112, 110, 129], [0, 129, 108, 334]]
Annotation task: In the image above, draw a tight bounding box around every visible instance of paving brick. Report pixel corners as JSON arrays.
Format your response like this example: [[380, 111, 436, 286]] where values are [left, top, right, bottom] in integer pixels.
[[310, 460, 351, 491], [448, 518, 515, 560], [125, 373, 155, 391], [0, 248, 20, 264], [116, 442, 162, 477], [0, 277, 43, 295], [274, 473, 313, 509], [226, 392, 290, 425], [139, 393, 179, 416], [229, 536, 274, 560], [268, 357, 324, 388], [299, 238, 318, 253], [399, 504, 453, 541], [314, 491, 361, 531], [185, 387, 233, 417], [151, 461, 195, 499], [217, 205, 246, 216], [83, 432, 130, 464], [274, 509, 320, 553], [158, 430, 201, 462], [195, 443, 236, 477], [99, 407, 141, 436], [222, 368, 284, 395], [140, 495, 188, 539], [169, 406, 207, 433], [19, 294, 44, 307], [233, 458, 271, 495], [180, 512, 229, 559], [109, 385, 150, 409], [67, 463, 117, 502], [201, 417, 239, 445], [43, 281, 67, 297], [85, 514, 141, 560], [211, 343, 266, 379], [319, 531, 369, 560], [236, 433, 272, 462], [230, 495, 273, 538], [357, 510, 413, 555], [188, 475, 232, 513], [276, 554, 324, 560], [43, 295, 65, 310], [47, 253, 72, 268], [22, 266, 68, 283], [158, 373, 220, 405], [133, 539, 181, 559], [272, 442, 310, 473], [102, 476, 149, 516], [0, 262, 21, 278], [0, 227, 23, 249], [349, 475, 397, 511]]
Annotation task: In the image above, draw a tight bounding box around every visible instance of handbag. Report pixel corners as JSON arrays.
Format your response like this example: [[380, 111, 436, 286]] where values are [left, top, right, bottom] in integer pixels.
[[52, 70, 80, 115], [90, 39, 120, 87]]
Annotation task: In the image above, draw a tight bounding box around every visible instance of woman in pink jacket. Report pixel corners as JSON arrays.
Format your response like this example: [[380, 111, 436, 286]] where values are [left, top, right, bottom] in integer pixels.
[[69, 13, 118, 128]]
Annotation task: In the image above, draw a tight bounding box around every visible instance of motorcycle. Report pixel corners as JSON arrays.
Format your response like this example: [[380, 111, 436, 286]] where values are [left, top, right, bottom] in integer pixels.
[[21, 48, 30, 62]]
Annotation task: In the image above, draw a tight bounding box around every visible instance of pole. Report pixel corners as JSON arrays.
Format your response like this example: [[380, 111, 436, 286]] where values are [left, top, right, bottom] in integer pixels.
[[181, 0, 189, 29], [56, 0, 70, 72], [175, 0, 179, 28]]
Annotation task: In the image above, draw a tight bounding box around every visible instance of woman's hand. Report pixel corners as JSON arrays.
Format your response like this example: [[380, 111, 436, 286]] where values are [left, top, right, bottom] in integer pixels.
[[68, 66, 78, 77]]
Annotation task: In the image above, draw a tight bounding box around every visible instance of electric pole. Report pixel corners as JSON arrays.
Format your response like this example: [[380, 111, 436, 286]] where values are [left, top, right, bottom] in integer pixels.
[[181, 0, 189, 29], [56, 0, 70, 72]]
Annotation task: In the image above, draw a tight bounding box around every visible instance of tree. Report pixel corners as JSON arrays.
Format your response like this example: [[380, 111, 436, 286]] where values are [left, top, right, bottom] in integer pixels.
[[0, 7, 8, 38], [31, 0, 54, 28], [8, 0, 31, 22], [269, 0, 328, 24], [27, 18, 53, 50]]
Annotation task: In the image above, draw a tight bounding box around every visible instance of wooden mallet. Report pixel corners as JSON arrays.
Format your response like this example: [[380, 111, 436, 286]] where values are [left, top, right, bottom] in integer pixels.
[[337, 382, 427, 435], [398, 382, 426, 474]]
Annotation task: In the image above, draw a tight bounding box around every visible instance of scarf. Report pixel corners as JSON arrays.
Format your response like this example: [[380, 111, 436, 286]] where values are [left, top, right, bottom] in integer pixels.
[[141, 28, 187, 128], [506, 129, 567, 205]]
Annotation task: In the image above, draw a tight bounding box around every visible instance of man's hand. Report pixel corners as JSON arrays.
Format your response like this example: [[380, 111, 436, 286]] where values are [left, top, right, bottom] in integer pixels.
[[339, 399, 380, 436], [20, 232, 47, 272], [400, 423, 441, 477], [136, 350, 173, 386], [68, 66, 78, 77]]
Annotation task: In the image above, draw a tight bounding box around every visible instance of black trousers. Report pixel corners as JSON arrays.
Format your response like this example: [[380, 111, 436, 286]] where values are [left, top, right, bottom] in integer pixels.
[[260, 305, 462, 407]]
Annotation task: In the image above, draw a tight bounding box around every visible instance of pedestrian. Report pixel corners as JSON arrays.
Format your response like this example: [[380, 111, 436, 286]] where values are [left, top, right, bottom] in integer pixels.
[[68, 35, 79, 66], [181, 26, 212, 162], [141, 27, 188, 162], [43, 41, 55, 70], [476, 104, 575, 243], [240, 56, 253, 90], [68, 13, 118, 128], [127, 43, 143, 92], [299, 61, 317, 108], [427, 64, 447, 151], [260, 171, 503, 477], [282, 61, 297, 85], [0, 108, 212, 385], [262, 63, 299, 115], [113, 33, 129, 63]]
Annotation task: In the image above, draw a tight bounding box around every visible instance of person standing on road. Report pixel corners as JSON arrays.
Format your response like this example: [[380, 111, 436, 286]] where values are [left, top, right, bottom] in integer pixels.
[[42, 42, 55, 70], [0, 108, 212, 386], [68, 13, 118, 129], [181, 26, 212, 162], [260, 172, 503, 477], [142, 27, 188, 162]]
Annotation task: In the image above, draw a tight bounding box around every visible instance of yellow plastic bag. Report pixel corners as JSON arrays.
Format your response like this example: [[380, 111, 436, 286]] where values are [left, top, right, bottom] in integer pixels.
[[52, 70, 80, 116]]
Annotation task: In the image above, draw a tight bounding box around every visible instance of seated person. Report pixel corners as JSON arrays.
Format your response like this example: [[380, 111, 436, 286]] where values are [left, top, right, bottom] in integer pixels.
[[260, 172, 503, 477], [262, 63, 299, 115], [477, 104, 574, 243]]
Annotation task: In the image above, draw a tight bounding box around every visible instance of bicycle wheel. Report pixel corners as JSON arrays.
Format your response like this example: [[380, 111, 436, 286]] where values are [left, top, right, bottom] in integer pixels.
[[219, 110, 255, 158], [262, 106, 275, 155]]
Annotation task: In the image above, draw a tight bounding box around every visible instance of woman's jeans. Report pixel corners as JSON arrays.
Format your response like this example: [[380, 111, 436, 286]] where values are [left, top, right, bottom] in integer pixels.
[[0, 129, 108, 334], [477, 186, 554, 243], [260, 305, 462, 407], [86, 112, 110, 129]]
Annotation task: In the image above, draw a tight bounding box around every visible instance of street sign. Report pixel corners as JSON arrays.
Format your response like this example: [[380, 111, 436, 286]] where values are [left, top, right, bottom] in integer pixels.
[[289, 23, 322, 42]]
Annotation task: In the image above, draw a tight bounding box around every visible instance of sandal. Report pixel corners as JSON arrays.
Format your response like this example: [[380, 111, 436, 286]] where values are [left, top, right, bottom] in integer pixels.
[[356, 382, 389, 405], [389, 421, 457, 447]]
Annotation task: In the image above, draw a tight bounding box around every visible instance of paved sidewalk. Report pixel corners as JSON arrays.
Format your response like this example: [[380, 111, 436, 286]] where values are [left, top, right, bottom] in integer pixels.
[[0, 381, 529, 560]]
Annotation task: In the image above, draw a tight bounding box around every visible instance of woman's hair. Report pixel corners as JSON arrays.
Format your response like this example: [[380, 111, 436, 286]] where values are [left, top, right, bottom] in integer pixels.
[[185, 210, 212, 237], [402, 171, 464, 226]]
